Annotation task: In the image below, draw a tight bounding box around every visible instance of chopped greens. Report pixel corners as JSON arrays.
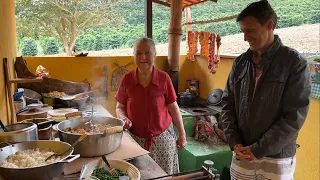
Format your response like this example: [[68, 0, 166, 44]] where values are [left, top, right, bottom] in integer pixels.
[[91, 167, 129, 180]]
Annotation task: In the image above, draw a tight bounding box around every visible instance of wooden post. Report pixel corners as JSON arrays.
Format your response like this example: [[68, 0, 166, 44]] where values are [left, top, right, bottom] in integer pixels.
[[145, 0, 152, 39], [185, 7, 192, 32], [3, 58, 17, 124], [167, 0, 183, 93]]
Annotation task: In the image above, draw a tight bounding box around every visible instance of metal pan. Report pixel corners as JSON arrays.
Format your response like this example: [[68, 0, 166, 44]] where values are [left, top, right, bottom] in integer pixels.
[[0, 140, 80, 180], [57, 116, 124, 157]]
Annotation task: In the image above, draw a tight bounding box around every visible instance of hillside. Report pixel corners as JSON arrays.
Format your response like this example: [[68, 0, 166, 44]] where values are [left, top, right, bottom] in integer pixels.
[[72, 24, 319, 56], [17, 0, 320, 56]]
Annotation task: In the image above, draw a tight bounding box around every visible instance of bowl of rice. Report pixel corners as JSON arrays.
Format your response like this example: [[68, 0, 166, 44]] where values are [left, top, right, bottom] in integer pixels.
[[0, 140, 79, 180]]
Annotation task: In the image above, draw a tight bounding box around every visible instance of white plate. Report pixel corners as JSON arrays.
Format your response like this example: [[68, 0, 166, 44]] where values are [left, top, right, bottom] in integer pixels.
[[80, 159, 140, 180], [47, 108, 78, 117]]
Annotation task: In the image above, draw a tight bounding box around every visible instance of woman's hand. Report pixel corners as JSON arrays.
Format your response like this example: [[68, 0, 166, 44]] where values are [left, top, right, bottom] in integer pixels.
[[123, 118, 132, 129], [176, 135, 187, 151]]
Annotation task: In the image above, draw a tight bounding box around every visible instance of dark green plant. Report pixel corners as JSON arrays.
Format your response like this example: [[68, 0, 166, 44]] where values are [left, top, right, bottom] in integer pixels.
[[21, 38, 38, 56]]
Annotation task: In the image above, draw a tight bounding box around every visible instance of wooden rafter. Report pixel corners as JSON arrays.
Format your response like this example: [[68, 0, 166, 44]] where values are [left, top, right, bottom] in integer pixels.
[[152, 0, 170, 7], [184, 0, 209, 8], [182, 14, 238, 25], [151, 0, 217, 8]]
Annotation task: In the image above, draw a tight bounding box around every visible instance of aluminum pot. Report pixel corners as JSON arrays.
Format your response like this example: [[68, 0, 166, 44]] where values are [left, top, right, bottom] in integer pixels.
[[57, 116, 124, 157], [0, 140, 79, 180], [23, 118, 53, 140], [0, 123, 38, 148]]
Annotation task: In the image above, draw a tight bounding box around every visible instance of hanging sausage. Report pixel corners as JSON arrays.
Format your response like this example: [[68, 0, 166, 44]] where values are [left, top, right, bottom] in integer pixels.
[[208, 33, 216, 73], [214, 34, 221, 69]]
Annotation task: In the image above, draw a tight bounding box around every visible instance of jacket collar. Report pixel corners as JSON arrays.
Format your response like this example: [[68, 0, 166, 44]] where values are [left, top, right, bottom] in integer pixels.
[[129, 66, 159, 88], [245, 35, 283, 68]]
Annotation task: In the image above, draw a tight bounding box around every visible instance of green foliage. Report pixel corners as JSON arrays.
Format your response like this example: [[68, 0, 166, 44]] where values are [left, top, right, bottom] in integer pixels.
[[15, 0, 320, 55], [292, 14, 305, 26], [79, 34, 96, 50], [15, 0, 129, 55], [310, 11, 320, 24], [40, 37, 59, 55], [21, 38, 38, 56]]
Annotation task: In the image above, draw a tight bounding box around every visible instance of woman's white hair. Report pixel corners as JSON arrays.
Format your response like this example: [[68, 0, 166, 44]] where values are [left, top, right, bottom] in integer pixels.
[[133, 37, 156, 55]]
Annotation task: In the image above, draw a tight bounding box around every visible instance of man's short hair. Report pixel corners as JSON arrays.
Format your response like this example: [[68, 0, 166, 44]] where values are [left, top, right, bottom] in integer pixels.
[[237, 0, 278, 29]]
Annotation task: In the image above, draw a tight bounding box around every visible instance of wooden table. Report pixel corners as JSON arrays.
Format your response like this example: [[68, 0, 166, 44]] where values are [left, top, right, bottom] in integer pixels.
[[59, 104, 167, 179]]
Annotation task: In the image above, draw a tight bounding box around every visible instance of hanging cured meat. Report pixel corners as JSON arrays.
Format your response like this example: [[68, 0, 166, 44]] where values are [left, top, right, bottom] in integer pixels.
[[199, 31, 210, 59], [187, 31, 194, 61], [208, 33, 216, 72], [214, 34, 222, 68], [187, 31, 199, 61]]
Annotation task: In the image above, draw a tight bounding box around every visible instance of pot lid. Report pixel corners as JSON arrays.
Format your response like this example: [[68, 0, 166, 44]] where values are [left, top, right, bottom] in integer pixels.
[[207, 88, 223, 105]]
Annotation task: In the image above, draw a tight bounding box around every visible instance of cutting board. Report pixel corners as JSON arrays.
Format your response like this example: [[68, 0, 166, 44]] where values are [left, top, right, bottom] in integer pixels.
[[16, 106, 53, 122]]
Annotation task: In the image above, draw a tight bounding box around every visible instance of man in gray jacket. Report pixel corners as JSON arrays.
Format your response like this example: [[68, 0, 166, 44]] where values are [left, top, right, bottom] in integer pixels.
[[221, 0, 311, 179]]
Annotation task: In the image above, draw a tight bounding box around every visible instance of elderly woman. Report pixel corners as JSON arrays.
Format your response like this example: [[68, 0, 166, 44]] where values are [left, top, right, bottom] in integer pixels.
[[115, 37, 187, 174]]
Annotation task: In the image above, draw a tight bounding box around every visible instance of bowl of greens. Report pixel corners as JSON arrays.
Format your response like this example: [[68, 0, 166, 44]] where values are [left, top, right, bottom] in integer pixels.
[[80, 158, 140, 180]]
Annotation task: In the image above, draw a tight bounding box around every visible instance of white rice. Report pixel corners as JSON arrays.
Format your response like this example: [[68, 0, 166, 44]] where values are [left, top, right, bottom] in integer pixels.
[[1, 148, 63, 168]]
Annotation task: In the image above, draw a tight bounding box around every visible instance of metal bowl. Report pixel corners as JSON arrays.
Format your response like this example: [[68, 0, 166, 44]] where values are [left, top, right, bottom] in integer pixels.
[[0, 123, 38, 148], [57, 116, 124, 157], [0, 140, 80, 180], [23, 89, 42, 105]]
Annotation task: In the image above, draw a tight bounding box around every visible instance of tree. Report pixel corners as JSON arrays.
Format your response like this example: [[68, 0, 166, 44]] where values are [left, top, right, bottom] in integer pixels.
[[15, 0, 129, 56], [21, 38, 38, 56]]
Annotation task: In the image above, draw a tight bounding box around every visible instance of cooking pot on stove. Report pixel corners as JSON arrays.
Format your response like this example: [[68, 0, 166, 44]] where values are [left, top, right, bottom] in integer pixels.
[[178, 91, 199, 107]]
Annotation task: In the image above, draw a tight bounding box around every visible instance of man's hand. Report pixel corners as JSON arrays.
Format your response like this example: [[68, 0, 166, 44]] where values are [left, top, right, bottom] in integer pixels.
[[238, 146, 256, 163], [176, 135, 187, 151], [233, 144, 251, 160]]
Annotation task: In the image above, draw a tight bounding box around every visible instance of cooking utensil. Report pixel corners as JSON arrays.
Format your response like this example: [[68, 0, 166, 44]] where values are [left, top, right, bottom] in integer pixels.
[[178, 90, 199, 107], [0, 140, 80, 180], [23, 88, 42, 105], [207, 88, 223, 105], [46, 133, 87, 161], [0, 123, 38, 148], [57, 116, 124, 157], [101, 155, 118, 176], [23, 118, 55, 140], [59, 90, 96, 101], [0, 120, 8, 132], [82, 105, 94, 130], [119, 176, 130, 180]]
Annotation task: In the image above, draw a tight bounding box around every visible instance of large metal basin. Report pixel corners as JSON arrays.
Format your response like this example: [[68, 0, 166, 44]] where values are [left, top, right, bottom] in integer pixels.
[[0, 140, 79, 180], [0, 123, 38, 148], [57, 116, 124, 157]]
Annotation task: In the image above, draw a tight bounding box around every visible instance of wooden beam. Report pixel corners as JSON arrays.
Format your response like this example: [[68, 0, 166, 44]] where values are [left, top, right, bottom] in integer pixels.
[[182, 14, 238, 25], [152, 0, 170, 7], [184, 0, 209, 8], [9, 78, 43, 84], [145, 0, 153, 38]]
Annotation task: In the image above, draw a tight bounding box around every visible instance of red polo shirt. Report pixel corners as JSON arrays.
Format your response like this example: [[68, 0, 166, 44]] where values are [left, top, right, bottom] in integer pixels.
[[115, 67, 177, 150]]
